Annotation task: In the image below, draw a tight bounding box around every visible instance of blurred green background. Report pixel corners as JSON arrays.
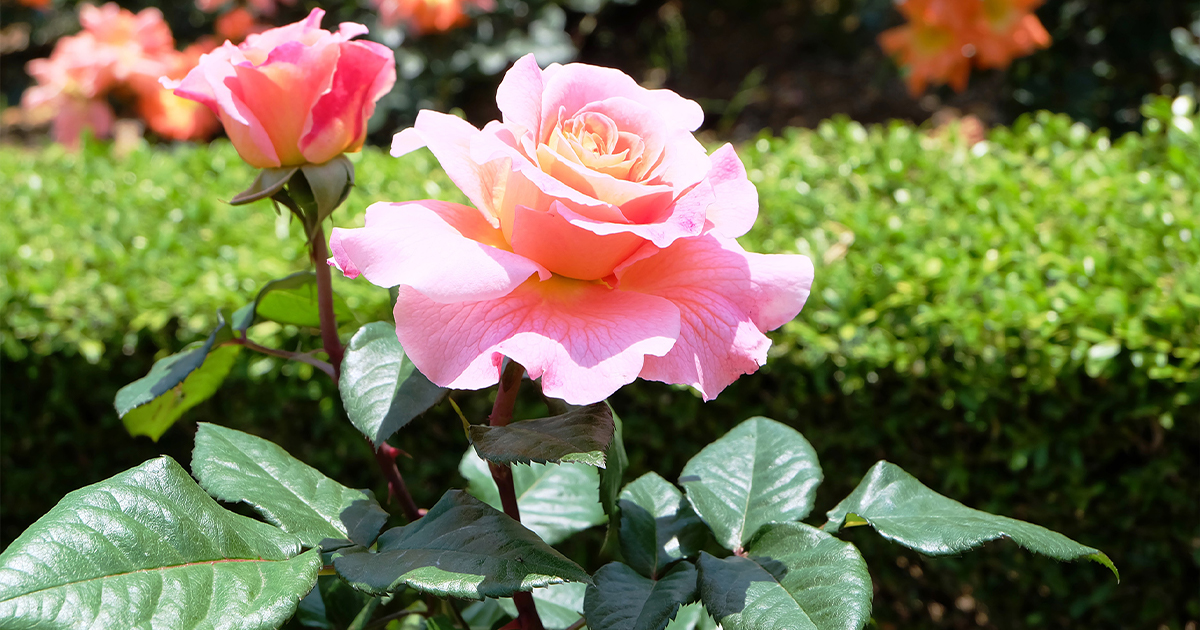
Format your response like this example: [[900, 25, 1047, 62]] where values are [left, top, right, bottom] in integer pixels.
[[2, 1, 1200, 629]]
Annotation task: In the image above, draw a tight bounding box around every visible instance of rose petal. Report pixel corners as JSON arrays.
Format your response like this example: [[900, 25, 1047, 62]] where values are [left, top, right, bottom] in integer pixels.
[[574, 97, 710, 194], [300, 39, 394, 163], [507, 202, 646, 280], [556, 179, 710, 248], [394, 111, 517, 223], [704, 143, 759, 238], [176, 42, 280, 166], [539, 62, 705, 135], [393, 276, 680, 405], [744, 247, 815, 332], [495, 53, 543, 137], [619, 235, 813, 399], [229, 40, 339, 165], [470, 123, 622, 221], [329, 200, 547, 303]]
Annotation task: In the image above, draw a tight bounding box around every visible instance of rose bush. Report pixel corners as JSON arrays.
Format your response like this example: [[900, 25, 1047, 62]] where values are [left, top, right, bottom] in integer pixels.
[[330, 54, 815, 404], [170, 8, 396, 168]]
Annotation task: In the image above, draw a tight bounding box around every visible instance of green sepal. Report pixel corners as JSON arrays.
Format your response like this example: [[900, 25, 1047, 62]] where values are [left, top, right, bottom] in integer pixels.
[[300, 155, 355, 226], [230, 166, 299, 206]]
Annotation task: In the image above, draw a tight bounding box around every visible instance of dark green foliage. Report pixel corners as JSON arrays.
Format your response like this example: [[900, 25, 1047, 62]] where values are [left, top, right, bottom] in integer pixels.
[[470, 402, 615, 467], [332, 490, 591, 599], [2, 101, 1198, 627]]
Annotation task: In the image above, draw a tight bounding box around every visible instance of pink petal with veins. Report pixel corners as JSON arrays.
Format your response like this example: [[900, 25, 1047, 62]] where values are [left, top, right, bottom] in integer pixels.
[[619, 234, 814, 399], [393, 276, 680, 404], [329, 200, 547, 303]]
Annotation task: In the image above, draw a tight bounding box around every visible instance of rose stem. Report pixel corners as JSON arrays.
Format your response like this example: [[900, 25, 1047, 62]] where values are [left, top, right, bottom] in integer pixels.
[[375, 443, 422, 522], [309, 220, 421, 522], [487, 360, 545, 630], [309, 224, 345, 379]]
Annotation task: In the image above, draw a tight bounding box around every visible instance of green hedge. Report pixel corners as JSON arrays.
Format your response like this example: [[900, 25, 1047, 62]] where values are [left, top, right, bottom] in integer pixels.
[[3, 98, 1198, 628]]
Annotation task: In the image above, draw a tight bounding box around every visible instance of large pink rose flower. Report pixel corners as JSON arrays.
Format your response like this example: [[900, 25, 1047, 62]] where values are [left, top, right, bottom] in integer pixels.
[[331, 55, 814, 405], [170, 8, 396, 168]]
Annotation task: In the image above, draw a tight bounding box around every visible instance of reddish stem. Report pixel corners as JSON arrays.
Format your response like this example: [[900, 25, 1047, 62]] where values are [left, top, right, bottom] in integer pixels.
[[487, 360, 544, 630], [375, 443, 423, 522], [305, 216, 421, 524], [309, 224, 344, 380]]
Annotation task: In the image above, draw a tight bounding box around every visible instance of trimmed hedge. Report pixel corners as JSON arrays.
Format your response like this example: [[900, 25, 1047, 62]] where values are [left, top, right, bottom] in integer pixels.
[[3, 98, 1198, 628]]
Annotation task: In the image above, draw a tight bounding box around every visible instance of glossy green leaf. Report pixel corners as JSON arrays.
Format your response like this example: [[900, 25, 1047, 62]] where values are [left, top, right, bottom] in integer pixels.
[[333, 490, 591, 600], [664, 603, 721, 630], [0, 456, 321, 629], [230, 166, 298, 205], [459, 449, 606, 545], [340, 322, 447, 445], [192, 423, 389, 550], [679, 417, 823, 552], [824, 460, 1118, 578], [620, 472, 708, 579], [116, 319, 240, 440], [599, 404, 628, 519], [232, 271, 355, 333], [584, 561, 698, 630], [470, 402, 614, 468], [498, 582, 587, 629], [697, 522, 872, 630]]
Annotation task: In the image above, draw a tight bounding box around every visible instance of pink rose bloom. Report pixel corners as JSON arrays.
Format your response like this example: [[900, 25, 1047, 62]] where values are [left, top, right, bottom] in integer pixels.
[[330, 55, 814, 405], [170, 8, 396, 168]]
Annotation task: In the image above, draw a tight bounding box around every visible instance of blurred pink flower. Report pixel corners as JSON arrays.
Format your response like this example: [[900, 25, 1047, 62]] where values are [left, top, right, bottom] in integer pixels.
[[170, 8, 396, 168], [131, 40, 221, 141], [21, 3, 174, 147], [371, 0, 495, 34], [330, 55, 814, 404]]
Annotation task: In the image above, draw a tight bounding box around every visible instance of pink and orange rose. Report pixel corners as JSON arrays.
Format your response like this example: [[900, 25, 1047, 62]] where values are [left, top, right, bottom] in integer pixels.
[[170, 8, 396, 168], [330, 55, 814, 404]]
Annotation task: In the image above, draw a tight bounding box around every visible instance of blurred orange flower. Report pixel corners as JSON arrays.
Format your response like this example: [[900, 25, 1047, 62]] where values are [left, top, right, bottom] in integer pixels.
[[879, 0, 971, 95], [880, 0, 1051, 96], [372, 0, 495, 34], [215, 7, 266, 43], [973, 0, 1051, 70], [131, 40, 221, 141]]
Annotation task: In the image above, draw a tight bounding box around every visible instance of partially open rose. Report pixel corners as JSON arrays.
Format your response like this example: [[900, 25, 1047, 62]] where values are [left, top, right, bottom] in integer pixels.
[[332, 55, 814, 404], [170, 8, 395, 168]]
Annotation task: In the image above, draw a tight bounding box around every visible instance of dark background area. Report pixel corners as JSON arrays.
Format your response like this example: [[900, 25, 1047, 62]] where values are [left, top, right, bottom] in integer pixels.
[[2, 0, 1199, 628], [3, 0, 1199, 138]]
